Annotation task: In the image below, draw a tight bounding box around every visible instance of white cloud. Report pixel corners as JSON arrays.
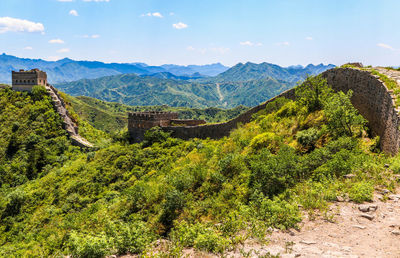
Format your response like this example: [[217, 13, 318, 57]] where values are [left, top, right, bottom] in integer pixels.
[[152, 12, 163, 18], [23, 46, 33, 50], [57, 48, 70, 53], [240, 41, 253, 46], [173, 22, 188, 29], [49, 39, 64, 44], [0, 17, 44, 34], [305, 36, 313, 40], [186, 46, 195, 51], [69, 10, 79, 16], [46, 56, 61, 61], [240, 41, 263, 47], [377, 43, 395, 51], [141, 12, 163, 18], [80, 34, 100, 38], [276, 41, 290, 46]]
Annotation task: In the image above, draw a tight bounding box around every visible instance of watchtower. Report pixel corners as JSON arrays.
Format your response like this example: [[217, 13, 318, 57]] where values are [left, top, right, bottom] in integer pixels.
[[12, 69, 47, 92]]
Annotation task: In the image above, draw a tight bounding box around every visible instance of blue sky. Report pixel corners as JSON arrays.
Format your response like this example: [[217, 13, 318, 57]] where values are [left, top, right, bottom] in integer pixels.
[[0, 0, 399, 66]]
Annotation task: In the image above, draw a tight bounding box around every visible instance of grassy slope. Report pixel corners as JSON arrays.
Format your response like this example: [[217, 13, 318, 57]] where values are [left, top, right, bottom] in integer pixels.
[[0, 82, 399, 256]]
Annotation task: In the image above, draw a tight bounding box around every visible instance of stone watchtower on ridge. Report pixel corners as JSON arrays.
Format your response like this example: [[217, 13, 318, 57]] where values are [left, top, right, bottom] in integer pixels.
[[12, 68, 47, 92]]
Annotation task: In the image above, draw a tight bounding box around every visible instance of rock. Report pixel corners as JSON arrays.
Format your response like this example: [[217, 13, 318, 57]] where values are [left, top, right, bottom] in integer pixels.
[[390, 224, 400, 228], [388, 194, 400, 200], [369, 204, 378, 212], [360, 214, 374, 220], [384, 163, 390, 168], [336, 196, 345, 202], [300, 240, 317, 245], [295, 254, 301, 257], [353, 225, 366, 229], [380, 189, 391, 195], [391, 230, 400, 236], [341, 246, 352, 252], [344, 174, 356, 179], [358, 205, 370, 212]]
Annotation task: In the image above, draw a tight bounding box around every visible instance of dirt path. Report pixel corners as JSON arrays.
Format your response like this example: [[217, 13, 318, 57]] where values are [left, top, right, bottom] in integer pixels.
[[225, 190, 400, 258]]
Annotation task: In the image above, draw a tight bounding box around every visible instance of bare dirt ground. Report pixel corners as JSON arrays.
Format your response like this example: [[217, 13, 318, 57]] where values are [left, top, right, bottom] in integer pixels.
[[117, 189, 400, 258], [179, 189, 400, 258]]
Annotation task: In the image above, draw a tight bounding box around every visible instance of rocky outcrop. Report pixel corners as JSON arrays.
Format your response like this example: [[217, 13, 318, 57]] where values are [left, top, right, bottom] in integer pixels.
[[46, 85, 93, 148]]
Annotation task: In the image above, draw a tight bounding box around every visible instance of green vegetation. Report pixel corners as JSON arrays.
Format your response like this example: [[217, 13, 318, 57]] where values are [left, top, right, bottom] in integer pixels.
[[0, 77, 398, 257], [68, 95, 249, 133], [56, 73, 295, 108]]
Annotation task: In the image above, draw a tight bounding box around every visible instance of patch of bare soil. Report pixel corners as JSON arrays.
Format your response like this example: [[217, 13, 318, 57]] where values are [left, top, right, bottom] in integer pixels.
[[115, 189, 400, 258], [179, 190, 400, 258]]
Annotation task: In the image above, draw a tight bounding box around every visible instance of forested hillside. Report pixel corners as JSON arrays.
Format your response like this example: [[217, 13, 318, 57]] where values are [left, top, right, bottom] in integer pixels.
[[0, 77, 398, 257], [68, 95, 249, 133], [55, 62, 334, 108], [56, 74, 293, 108]]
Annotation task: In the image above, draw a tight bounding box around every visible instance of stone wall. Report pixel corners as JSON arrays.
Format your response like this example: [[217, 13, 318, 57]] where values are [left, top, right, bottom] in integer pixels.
[[46, 84, 93, 148], [322, 68, 400, 155], [161, 89, 296, 140], [129, 67, 400, 155]]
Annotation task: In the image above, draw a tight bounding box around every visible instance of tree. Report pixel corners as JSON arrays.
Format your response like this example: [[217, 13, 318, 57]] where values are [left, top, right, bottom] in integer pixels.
[[295, 75, 333, 112], [323, 90, 366, 137]]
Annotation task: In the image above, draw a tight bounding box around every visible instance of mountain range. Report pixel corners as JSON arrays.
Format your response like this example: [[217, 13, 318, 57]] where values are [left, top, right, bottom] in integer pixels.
[[56, 62, 335, 108], [0, 53, 229, 84]]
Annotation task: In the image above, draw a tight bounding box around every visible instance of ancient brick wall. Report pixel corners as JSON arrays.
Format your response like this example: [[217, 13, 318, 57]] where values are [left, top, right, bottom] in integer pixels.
[[322, 68, 400, 155], [129, 67, 400, 155], [161, 89, 296, 140]]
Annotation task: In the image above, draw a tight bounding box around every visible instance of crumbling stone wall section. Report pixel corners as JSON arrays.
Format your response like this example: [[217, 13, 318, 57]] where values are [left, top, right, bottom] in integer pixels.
[[322, 68, 400, 155], [46, 84, 93, 148]]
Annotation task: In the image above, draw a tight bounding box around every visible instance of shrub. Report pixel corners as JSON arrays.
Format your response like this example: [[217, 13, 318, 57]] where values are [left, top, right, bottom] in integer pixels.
[[251, 192, 301, 229], [2, 188, 26, 218], [348, 181, 373, 203], [249, 146, 300, 197], [68, 231, 109, 258], [170, 221, 229, 253], [106, 221, 156, 255], [296, 128, 319, 149], [159, 189, 186, 229], [142, 127, 171, 147], [323, 90, 366, 137], [31, 85, 47, 102]]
